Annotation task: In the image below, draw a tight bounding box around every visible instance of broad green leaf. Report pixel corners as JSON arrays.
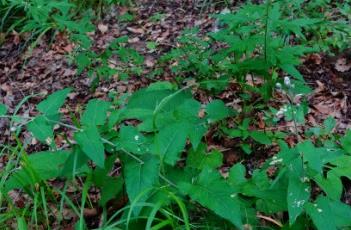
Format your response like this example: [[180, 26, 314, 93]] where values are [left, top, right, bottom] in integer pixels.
[[174, 99, 201, 122], [287, 174, 310, 225], [314, 172, 342, 201], [76, 53, 91, 74], [124, 86, 192, 128], [199, 77, 229, 92], [60, 148, 90, 178], [329, 155, 351, 180], [206, 100, 232, 122], [305, 196, 337, 230], [329, 198, 351, 228], [297, 141, 323, 173], [27, 116, 54, 144], [127, 88, 190, 115], [188, 124, 207, 150], [240, 143, 252, 154], [75, 127, 105, 168], [108, 110, 121, 129], [179, 168, 242, 229], [224, 128, 242, 138], [186, 144, 223, 169], [123, 154, 160, 215], [323, 116, 336, 133], [100, 177, 124, 206], [117, 125, 149, 155], [153, 122, 188, 165], [0, 103, 7, 116], [37, 88, 71, 115], [241, 170, 287, 213], [147, 81, 176, 90], [5, 151, 70, 191], [228, 163, 247, 186], [16, 217, 28, 230], [250, 131, 272, 145], [81, 99, 111, 126]]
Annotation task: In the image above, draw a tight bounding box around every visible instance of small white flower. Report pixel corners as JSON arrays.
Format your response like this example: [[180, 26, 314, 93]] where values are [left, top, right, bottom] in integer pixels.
[[317, 208, 323, 213], [300, 177, 310, 183], [276, 110, 284, 117], [284, 76, 291, 87], [134, 135, 139, 141], [276, 105, 288, 118], [45, 137, 52, 145], [10, 127, 16, 132], [269, 158, 283, 165]]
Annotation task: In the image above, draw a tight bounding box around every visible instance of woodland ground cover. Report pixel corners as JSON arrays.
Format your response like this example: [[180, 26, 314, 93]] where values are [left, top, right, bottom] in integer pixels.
[[0, 0, 351, 229]]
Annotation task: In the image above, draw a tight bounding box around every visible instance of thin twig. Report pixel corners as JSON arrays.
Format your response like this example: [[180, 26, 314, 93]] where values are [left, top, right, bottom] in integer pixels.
[[257, 214, 283, 227]]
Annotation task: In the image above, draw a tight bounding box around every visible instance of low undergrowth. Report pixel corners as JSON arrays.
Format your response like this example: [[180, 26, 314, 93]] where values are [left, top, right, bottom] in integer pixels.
[[1, 0, 351, 229]]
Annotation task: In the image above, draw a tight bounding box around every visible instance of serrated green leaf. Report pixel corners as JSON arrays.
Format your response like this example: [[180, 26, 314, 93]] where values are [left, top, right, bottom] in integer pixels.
[[250, 131, 272, 145], [0, 103, 7, 116], [123, 154, 160, 215], [186, 144, 223, 169], [27, 116, 54, 144], [75, 127, 105, 168], [81, 99, 111, 127], [153, 122, 188, 165], [179, 168, 242, 229], [37, 88, 71, 115]]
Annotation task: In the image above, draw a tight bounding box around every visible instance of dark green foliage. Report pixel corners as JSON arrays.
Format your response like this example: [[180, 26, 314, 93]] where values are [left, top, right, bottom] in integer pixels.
[[1, 1, 351, 229]]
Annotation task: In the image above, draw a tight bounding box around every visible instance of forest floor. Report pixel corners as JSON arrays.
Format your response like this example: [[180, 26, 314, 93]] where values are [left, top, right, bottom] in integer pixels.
[[1, 0, 351, 150], [1, 0, 351, 228]]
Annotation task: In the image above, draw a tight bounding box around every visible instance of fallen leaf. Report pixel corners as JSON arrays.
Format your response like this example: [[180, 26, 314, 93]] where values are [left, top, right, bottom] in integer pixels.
[[98, 23, 109, 34], [335, 58, 351, 72], [145, 56, 155, 67], [126, 27, 144, 34]]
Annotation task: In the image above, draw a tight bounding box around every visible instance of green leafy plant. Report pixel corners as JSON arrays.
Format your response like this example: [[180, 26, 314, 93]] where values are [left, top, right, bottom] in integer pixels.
[[2, 0, 351, 229], [74, 36, 144, 87], [161, 1, 350, 99], [2, 78, 351, 229], [0, 0, 94, 50]]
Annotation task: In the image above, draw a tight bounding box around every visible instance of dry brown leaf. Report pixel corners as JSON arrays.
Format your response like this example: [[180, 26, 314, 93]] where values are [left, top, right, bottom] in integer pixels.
[[335, 58, 351, 72], [126, 27, 144, 34], [98, 23, 109, 34]]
